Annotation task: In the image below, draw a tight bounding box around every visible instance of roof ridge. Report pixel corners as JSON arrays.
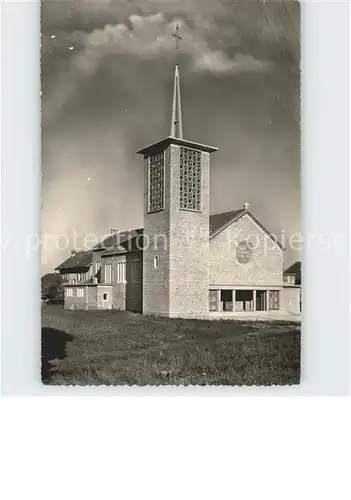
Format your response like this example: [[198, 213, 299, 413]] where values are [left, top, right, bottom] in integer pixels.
[[210, 208, 244, 217]]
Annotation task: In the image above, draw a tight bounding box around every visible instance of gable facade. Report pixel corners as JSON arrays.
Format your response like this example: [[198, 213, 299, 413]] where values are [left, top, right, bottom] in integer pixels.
[[209, 212, 283, 288]]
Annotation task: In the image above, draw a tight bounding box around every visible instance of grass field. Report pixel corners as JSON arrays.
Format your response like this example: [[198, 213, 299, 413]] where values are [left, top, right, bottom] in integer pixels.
[[42, 305, 301, 386]]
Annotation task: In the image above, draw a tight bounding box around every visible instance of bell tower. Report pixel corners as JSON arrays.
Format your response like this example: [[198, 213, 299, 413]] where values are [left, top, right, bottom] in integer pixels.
[[137, 63, 218, 317]]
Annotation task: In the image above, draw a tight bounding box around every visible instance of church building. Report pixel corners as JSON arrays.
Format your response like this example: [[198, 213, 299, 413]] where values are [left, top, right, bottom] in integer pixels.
[[58, 64, 301, 317]]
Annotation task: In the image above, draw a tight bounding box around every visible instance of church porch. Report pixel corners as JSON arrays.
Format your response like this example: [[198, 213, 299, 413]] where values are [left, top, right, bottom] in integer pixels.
[[209, 287, 281, 314]]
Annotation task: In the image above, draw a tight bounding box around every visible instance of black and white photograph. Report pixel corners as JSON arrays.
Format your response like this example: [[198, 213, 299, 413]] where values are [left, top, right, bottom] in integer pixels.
[[41, 0, 301, 386]]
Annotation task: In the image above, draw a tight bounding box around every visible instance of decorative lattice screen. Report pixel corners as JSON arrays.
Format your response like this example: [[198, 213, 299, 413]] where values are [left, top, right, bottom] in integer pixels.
[[148, 152, 164, 212], [179, 147, 201, 210]]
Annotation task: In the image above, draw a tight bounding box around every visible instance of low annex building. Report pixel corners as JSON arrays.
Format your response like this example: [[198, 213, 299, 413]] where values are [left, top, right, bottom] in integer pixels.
[[55, 229, 143, 312]]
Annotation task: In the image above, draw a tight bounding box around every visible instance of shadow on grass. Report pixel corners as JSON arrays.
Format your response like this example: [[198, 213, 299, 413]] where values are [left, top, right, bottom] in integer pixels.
[[41, 327, 73, 384]]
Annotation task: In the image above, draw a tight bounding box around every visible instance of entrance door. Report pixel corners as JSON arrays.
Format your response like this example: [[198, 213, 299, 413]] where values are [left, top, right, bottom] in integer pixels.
[[126, 260, 143, 313]]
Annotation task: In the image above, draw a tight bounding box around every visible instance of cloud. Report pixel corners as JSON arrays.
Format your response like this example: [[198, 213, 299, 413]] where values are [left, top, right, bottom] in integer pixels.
[[41, 0, 227, 33], [195, 51, 269, 74], [42, 13, 270, 121], [82, 13, 268, 70], [44, 13, 268, 69]]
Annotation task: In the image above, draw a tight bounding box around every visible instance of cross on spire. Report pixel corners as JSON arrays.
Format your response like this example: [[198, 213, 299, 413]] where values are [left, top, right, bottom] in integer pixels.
[[172, 24, 183, 51], [243, 202, 250, 210]]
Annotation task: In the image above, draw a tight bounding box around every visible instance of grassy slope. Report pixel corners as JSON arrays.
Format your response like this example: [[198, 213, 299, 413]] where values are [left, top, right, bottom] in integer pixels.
[[42, 305, 301, 386]]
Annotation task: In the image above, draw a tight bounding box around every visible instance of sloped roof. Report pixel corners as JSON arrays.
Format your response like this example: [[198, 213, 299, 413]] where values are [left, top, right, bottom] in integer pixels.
[[55, 209, 285, 269], [284, 261, 301, 275], [209, 208, 285, 251], [137, 136, 218, 156], [55, 251, 92, 271], [209, 209, 245, 236], [92, 229, 143, 252], [101, 229, 144, 256]]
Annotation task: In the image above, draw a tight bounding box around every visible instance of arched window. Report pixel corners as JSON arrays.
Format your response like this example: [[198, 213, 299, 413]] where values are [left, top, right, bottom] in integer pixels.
[[154, 256, 159, 269]]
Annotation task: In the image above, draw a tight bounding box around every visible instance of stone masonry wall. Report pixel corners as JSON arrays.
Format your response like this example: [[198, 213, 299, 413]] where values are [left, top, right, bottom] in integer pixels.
[[96, 285, 114, 309], [101, 254, 126, 309], [143, 150, 170, 315], [64, 284, 118, 310], [209, 213, 283, 287], [143, 144, 211, 317], [64, 292, 86, 310], [64, 285, 98, 310], [87, 286, 98, 309], [168, 146, 210, 317], [280, 286, 301, 314]]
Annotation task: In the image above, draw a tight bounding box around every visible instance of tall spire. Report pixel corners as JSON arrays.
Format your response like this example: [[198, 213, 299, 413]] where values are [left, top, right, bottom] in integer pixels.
[[170, 64, 183, 139]]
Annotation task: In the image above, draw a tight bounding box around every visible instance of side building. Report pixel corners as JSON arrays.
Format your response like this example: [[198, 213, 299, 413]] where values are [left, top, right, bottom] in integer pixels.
[[282, 261, 302, 313], [55, 250, 93, 285], [56, 229, 143, 312]]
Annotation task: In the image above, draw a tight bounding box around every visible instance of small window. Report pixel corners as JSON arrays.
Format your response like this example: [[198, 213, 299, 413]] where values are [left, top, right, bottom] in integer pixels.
[[103, 293, 108, 300], [154, 256, 159, 268], [105, 263, 112, 283], [117, 261, 126, 283], [284, 274, 295, 284]]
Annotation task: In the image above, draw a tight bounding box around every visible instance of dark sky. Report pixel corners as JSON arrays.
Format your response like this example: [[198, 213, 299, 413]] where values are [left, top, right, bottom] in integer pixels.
[[41, 0, 300, 272]]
